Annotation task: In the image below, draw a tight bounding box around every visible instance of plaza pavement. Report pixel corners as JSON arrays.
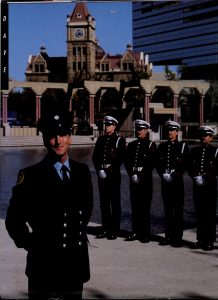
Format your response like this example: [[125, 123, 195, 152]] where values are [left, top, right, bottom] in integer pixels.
[[0, 219, 218, 300]]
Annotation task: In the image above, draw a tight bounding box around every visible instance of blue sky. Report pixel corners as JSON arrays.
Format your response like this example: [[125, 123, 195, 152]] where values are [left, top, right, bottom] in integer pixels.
[[8, 1, 133, 81]]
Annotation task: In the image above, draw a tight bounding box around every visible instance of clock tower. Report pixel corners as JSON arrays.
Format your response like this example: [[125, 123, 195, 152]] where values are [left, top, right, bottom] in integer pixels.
[[67, 3, 97, 82]]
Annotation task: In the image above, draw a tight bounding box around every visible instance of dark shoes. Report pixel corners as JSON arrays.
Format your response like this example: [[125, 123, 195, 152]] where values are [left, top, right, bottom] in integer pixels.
[[202, 243, 214, 251], [159, 238, 183, 247], [96, 231, 108, 239], [124, 233, 150, 243], [138, 236, 150, 243], [192, 241, 203, 249], [124, 233, 138, 241], [192, 241, 214, 251], [96, 231, 117, 240], [171, 240, 183, 248], [107, 233, 117, 240], [159, 238, 171, 246]]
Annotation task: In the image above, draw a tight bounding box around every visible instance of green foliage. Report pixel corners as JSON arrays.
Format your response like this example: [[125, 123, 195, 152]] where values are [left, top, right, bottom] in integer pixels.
[[164, 65, 177, 81]]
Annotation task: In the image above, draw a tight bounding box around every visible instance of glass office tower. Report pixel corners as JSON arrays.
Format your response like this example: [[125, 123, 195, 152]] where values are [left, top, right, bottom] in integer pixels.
[[132, 1, 218, 79]]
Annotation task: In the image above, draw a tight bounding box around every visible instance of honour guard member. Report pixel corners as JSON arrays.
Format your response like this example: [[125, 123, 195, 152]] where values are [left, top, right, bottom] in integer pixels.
[[92, 114, 126, 240], [5, 111, 93, 299], [124, 120, 157, 243], [188, 126, 218, 251], [156, 121, 189, 247]]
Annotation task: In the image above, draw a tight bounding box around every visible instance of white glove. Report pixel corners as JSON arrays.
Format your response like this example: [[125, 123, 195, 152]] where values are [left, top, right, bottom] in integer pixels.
[[98, 169, 107, 179], [132, 174, 140, 184], [163, 173, 173, 182], [195, 176, 204, 186]]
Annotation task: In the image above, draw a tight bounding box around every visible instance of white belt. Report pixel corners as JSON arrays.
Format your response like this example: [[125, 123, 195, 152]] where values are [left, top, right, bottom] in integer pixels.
[[133, 167, 143, 172], [165, 169, 175, 174], [101, 164, 111, 169]]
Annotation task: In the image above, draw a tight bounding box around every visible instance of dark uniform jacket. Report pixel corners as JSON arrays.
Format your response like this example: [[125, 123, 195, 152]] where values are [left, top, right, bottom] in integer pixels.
[[188, 143, 218, 182], [5, 155, 93, 283], [156, 140, 189, 179], [188, 143, 218, 244], [156, 139, 189, 242], [92, 132, 126, 176], [125, 138, 157, 184]]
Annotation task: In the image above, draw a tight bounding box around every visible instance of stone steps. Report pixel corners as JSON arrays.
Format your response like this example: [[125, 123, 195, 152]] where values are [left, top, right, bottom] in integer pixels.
[[0, 135, 96, 147], [0, 135, 137, 147]]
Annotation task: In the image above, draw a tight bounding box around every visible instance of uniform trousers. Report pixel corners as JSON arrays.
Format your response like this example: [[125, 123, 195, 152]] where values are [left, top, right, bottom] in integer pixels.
[[98, 173, 121, 234], [28, 274, 83, 300], [27, 249, 85, 300], [130, 180, 152, 238], [193, 179, 217, 244], [161, 178, 184, 242]]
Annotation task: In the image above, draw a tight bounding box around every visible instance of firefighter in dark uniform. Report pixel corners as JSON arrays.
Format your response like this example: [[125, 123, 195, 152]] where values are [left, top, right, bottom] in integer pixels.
[[124, 119, 157, 243], [188, 126, 218, 251], [156, 121, 189, 247], [92, 115, 126, 240], [5, 111, 93, 299]]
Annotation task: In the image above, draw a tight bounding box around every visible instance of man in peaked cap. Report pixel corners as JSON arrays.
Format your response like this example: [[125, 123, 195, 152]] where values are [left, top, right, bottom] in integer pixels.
[[6, 111, 93, 299], [37, 111, 73, 137], [165, 120, 181, 131], [198, 125, 215, 137], [124, 119, 157, 243], [156, 120, 189, 247], [103, 115, 119, 126], [92, 113, 126, 240], [188, 126, 218, 251]]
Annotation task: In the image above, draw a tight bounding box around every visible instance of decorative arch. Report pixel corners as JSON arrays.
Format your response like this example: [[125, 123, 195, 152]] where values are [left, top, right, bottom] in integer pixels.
[[7, 87, 36, 126], [1, 79, 212, 139]]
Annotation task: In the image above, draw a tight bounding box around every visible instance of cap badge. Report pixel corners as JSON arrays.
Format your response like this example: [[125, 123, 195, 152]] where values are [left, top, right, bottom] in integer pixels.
[[17, 171, 24, 185]]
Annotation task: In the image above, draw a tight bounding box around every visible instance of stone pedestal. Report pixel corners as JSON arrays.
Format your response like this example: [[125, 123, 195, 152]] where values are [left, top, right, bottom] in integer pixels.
[[3, 123, 10, 136]]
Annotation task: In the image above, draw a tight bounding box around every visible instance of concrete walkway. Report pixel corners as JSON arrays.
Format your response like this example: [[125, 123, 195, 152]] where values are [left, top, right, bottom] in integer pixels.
[[1, 220, 217, 299]]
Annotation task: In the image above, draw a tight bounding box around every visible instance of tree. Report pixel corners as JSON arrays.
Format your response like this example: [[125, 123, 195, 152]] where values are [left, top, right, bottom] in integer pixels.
[[164, 65, 177, 81]]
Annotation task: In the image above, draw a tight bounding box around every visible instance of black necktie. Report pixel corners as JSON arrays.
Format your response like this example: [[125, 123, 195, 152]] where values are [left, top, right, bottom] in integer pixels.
[[61, 165, 70, 183]]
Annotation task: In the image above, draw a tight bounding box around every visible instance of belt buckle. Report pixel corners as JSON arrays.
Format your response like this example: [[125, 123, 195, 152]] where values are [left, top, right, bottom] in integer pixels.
[[102, 164, 111, 169], [166, 169, 175, 174], [133, 167, 143, 172]]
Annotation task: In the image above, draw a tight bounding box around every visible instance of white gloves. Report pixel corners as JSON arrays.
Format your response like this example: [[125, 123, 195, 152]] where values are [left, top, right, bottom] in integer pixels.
[[195, 176, 204, 186], [132, 174, 140, 184], [98, 169, 107, 179], [163, 173, 173, 183]]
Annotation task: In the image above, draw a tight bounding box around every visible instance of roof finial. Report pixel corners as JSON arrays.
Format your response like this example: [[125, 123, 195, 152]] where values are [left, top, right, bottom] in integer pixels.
[[40, 45, 46, 53]]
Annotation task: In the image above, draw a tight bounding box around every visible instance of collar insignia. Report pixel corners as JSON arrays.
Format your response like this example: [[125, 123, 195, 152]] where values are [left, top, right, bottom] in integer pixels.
[[17, 171, 24, 185]]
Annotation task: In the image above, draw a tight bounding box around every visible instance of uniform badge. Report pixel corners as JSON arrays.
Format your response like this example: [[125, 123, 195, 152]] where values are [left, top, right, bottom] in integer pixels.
[[17, 171, 24, 185]]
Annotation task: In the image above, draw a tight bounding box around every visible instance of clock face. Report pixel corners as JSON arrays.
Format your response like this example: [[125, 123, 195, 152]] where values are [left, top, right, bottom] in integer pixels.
[[74, 28, 84, 39]]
